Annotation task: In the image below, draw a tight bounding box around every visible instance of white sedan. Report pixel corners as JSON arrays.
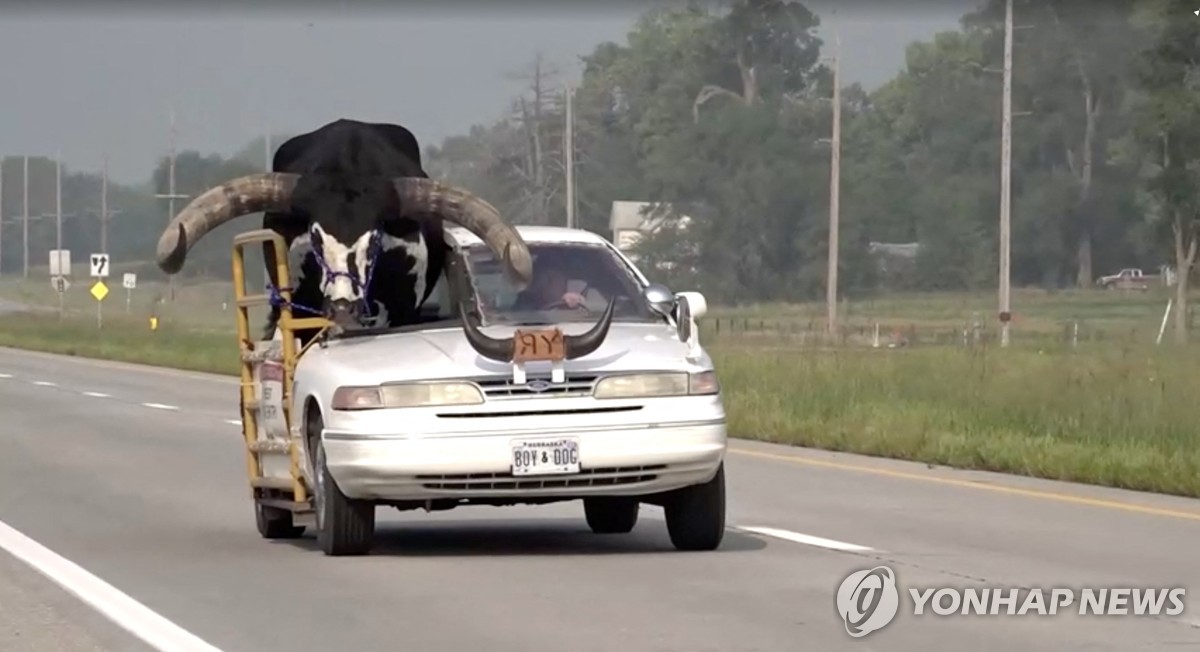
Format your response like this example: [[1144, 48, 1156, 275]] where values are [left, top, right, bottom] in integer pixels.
[[267, 225, 727, 556]]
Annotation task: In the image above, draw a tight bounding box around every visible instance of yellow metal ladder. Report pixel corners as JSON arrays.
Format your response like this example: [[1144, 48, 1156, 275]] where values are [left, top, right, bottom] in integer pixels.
[[230, 229, 332, 516]]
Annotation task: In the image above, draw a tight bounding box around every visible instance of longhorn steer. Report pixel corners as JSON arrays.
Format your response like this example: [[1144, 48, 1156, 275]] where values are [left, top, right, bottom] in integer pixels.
[[153, 118, 614, 359]]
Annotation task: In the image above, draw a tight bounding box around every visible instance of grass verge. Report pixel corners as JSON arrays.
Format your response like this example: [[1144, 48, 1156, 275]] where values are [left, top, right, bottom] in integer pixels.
[[3, 311, 1198, 498], [0, 313, 239, 375], [714, 344, 1200, 497]]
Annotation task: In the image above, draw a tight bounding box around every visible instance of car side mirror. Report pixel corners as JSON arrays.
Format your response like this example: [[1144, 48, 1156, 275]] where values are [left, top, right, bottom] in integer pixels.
[[643, 283, 677, 318], [675, 294, 693, 342], [675, 291, 707, 319]]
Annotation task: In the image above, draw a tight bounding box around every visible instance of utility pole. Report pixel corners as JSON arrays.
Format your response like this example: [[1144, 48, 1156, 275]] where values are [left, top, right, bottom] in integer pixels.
[[56, 152, 64, 320], [998, 0, 1013, 347], [97, 154, 121, 253], [826, 30, 842, 339], [22, 156, 28, 278], [101, 155, 108, 252], [55, 152, 62, 257], [155, 107, 190, 301], [1, 157, 5, 276], [564, 86, 575, 229]]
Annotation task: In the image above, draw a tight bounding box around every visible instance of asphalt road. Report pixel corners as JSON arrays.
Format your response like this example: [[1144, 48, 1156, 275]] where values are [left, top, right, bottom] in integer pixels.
[[1, 345, 1199, 651]]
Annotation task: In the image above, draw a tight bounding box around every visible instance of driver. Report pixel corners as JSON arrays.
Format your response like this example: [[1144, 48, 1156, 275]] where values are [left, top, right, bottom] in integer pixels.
[[513, 252, 587, 310]]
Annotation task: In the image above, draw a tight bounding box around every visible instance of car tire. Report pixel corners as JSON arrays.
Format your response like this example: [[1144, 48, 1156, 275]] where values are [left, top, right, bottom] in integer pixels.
[[664, 462, 726, 551], [584, 497, 639, 534], [309, 412, 375, 556], [255, 503, 306, 539]]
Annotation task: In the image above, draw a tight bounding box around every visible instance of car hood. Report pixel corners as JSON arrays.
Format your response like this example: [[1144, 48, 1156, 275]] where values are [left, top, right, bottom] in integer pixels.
[[295, 320, 707, 384]]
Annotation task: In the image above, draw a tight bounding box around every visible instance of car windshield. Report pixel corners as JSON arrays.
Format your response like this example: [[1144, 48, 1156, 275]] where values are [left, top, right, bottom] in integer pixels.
[[461, 241, 661, 326]]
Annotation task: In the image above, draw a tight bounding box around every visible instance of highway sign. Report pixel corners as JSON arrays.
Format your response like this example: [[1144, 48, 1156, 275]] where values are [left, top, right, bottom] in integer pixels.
[[51, 276, 70, 293], [90, 253, 110, 278], [90, 280, 109, 301], [123, 272, 137, 289], [49, 249, 71, 276]]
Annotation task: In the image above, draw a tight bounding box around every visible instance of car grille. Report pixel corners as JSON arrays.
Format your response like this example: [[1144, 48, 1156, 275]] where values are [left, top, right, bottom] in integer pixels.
[[437, 405, 641, 419], [417, 464, 665, 491], [473, 373, 600, 400]]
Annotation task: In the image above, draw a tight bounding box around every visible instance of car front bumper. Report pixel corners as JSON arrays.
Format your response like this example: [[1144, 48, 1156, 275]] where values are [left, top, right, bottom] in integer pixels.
[[320, 418, 727, 502]]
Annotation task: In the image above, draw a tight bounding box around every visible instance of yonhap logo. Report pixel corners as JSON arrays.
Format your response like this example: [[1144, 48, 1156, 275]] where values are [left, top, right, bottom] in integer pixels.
[[833, 563, 1187, 638], [836, 565, 900, 638]]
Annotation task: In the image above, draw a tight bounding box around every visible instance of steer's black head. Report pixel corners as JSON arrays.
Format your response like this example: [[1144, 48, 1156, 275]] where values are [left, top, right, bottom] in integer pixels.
[[153, 125, 618, 360]]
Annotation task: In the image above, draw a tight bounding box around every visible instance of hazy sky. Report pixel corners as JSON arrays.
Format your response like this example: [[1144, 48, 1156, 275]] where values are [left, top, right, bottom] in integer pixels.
[[0, 1, 972, 185]]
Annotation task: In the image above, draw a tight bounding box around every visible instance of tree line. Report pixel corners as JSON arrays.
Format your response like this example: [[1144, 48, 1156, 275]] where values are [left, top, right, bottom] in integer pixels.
[[2, 0, 1198, 325]]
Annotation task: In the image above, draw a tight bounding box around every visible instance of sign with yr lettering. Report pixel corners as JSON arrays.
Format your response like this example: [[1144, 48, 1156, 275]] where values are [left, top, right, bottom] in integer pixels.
[[512, 327, 566, 363]]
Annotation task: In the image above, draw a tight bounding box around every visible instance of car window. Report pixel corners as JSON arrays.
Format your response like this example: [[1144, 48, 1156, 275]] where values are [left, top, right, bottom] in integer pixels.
[[461, 242, 660, 326], [425, 273, 453, 318]]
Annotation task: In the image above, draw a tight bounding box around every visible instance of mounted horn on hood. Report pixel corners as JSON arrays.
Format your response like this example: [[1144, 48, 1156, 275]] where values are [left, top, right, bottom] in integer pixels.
[[459, 299, 617, 363]]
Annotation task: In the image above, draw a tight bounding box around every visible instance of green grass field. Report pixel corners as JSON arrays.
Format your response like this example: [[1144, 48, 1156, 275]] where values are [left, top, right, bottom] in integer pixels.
[[3, 269, 1198, 498]]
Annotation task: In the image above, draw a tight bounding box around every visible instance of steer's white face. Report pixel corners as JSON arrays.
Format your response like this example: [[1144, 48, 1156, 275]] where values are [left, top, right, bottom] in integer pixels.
[[289, 222, 430, 309], [313, 223, 375, 302]]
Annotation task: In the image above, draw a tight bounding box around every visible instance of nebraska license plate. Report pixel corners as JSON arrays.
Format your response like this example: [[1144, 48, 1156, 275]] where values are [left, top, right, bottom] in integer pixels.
[[510, 438, 581, 476]]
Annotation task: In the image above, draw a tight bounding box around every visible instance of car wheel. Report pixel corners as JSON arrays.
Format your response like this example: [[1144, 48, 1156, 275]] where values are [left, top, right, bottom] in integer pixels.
[[309, 411, 375, 556], [255, 503, 306, 539], [583, 497, 639, 534], [664, 462, 726, 551]]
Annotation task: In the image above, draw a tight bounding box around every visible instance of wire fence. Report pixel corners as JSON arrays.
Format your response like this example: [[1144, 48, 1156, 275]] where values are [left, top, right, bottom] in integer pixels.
[[698, 310, 1194, 349], [3, 272, 1196, 350]]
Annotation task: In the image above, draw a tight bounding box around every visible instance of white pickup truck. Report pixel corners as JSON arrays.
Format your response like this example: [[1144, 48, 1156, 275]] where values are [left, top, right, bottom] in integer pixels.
[[1096, 268, 1158, 290]]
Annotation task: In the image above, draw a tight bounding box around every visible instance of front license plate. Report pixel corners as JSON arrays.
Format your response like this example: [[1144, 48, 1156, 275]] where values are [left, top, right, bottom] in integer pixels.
[[511, 438, 580, 476]]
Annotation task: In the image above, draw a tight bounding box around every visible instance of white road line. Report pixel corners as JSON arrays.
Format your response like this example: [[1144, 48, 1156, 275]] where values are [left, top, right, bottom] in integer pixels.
[[140, 403, 179, 411], [224, 419, 242, 426], [82, 392, 111, 398], [0, 373, 12, 378], [736, 526, 875, 552], [0, 518, 222, 652], [32, 380, 57, 387], [0, 347, 238, 385]]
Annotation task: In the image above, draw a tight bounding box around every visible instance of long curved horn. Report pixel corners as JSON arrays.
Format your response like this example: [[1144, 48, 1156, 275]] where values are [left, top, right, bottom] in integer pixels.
[[156, 173, 300, 275], [459, 298, 618, 363], [392, 178, 533, 290]]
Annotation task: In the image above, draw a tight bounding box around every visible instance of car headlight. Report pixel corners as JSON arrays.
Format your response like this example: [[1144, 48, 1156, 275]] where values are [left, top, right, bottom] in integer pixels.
[[688, 370, 720, 395], [331, 381, 484, 410], [592, 371, 719, 399]]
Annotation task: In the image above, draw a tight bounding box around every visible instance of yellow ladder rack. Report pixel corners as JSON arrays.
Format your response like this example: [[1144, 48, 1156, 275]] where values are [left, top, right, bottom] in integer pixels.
[[231, 229, 332, 514]]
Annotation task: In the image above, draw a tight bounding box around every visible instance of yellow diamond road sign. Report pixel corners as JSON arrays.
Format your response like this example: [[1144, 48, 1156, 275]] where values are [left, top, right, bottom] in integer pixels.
[[90, 280, 109, 301]]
